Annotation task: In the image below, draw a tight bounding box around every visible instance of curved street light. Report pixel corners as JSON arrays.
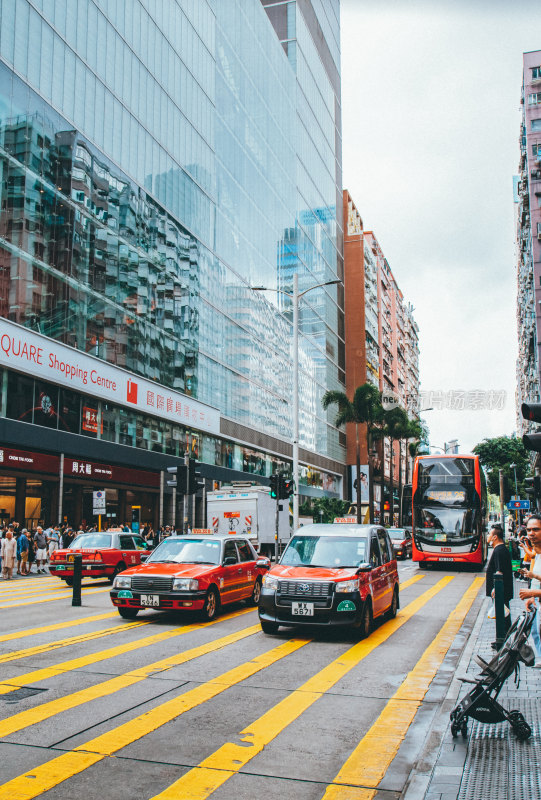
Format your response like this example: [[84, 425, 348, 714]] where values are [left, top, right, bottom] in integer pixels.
[[252, 275, 342, 531]]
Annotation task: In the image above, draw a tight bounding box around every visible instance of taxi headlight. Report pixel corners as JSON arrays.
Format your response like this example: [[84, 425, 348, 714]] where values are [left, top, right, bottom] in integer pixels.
[[335, 578, 360, 593], [262, 574, 279, 591], [172, 578, 199, 591], [113, 576, 131, 589]]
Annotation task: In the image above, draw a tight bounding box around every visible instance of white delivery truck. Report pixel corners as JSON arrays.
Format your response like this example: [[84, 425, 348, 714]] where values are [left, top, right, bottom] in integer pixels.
[[206, 483, 291, 557]]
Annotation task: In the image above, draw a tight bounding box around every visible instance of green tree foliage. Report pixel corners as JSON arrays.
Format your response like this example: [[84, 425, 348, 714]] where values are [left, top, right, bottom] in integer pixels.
[[322, 383, 384, 523], [472, 436, 530, 496], [298, 498, 351, 524]]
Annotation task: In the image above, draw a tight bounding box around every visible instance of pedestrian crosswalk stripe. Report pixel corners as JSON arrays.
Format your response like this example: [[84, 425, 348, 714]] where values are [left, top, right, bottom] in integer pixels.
[[0, 618, 152, 665], [145, 577, 453, 800], [0, 606, 253, 696], [0, 574, 434, 800], [321, 576, 485, 799], [0, 586, 111, 610], [0, 612, 121, 644], [0, 624, 263, 738]]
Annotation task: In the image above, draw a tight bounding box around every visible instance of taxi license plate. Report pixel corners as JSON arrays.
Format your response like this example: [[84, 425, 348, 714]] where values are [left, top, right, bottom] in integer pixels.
[[140, 594, 160, 607], [55, 565, 65, 571], [291, 601, 314, 616], [439, 557, 453, 562]]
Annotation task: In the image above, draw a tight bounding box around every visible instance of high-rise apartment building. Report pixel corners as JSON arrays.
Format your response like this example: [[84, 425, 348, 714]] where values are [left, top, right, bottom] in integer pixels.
[[0, 0, 344, 528], [343, 191, 420, 518], [516, 50, 541, 436]]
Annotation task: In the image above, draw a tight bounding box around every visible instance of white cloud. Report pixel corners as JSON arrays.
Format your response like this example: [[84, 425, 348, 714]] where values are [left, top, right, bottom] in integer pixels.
[[340, 0, 540, 451]]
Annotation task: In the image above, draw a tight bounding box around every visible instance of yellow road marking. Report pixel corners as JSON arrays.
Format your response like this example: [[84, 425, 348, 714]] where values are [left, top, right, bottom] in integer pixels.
[[0, 612, 120, 644], [0, 576, 442, 800], [147, 577, 452, 800], [0, 586, 111, 609], [322, 576, 484, 799], [0, 607, 253, 695], [0, 624, 263, 737], [0, 619, 152, 665], [0, 575, 422, 733], [0, 637, 310, 800]]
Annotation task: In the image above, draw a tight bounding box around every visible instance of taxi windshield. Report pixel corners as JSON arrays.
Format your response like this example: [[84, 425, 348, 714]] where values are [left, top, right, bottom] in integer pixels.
[[281, 535, 367, 568], [147, 538, 221, 565], [69, 534, 112, 549]]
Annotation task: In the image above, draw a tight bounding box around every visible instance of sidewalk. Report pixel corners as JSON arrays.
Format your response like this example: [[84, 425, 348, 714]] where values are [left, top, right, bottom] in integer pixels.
[[419, 596, 541, 800]]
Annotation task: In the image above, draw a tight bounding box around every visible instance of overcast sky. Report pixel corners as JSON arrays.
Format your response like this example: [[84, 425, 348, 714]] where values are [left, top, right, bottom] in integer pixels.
[[340, 0, 541, 452]]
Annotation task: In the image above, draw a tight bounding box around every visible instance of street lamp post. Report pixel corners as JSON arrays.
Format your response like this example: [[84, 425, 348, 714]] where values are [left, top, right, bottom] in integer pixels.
[[510, 462, 519, 526], [252, 275, 341, 532]]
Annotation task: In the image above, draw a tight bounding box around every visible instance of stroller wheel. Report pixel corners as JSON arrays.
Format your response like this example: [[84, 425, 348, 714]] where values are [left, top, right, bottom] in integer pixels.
[[451, 721, 459, 738], [508, 711, 532, 740], [461, 720, 468, 738]]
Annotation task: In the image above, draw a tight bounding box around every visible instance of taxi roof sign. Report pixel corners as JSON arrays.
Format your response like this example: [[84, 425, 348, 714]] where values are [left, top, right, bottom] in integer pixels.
[[333, 516, 358, 524]]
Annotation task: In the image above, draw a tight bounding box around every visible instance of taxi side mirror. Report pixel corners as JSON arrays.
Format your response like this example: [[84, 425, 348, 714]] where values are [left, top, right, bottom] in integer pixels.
[[256, 558, 271, 570], [140, 552, 150, 562], [356, 562, 372, 572], [223, 556, 237, 566]]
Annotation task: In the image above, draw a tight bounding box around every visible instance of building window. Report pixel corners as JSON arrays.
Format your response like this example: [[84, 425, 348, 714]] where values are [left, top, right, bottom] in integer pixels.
[[532, 67, 541, 79], [532, 119, 541, 132], [532, 143, 541, 157], [528, 93, 541, 105]]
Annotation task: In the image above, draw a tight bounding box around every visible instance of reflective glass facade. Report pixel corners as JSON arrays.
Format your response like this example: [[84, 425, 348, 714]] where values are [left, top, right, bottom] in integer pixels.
[[0, 0, 344, 477]]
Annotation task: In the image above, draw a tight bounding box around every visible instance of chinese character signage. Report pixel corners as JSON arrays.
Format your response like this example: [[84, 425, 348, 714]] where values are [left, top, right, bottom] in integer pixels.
[[0, 318, 220, 434]]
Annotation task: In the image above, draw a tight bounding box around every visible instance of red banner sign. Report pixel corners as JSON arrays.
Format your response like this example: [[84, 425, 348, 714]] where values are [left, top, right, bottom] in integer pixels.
[[0, 447, 60, 474], [63, 458, 160, 488]]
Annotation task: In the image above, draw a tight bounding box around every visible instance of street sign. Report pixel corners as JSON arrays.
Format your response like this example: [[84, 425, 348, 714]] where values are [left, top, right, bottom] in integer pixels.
[[93, 490, 106, 514], [506, 500, 530, 510]]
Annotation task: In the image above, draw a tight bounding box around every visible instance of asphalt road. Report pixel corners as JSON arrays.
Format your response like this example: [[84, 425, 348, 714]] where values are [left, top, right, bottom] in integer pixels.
[[0, 561, 485, 800]]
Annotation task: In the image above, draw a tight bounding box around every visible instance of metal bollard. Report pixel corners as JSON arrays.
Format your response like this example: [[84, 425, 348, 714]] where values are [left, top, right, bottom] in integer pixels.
[[494, 571, 506, 649], [72, 552, 82, 607]]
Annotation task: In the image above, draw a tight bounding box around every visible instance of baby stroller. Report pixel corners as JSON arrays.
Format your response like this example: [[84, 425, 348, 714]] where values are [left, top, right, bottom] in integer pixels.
[[450, 608, 536, 741]]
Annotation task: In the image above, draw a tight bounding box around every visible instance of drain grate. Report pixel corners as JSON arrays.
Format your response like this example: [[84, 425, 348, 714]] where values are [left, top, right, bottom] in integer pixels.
[[458, 699, 540, 800], [2, 687, 48, 704]]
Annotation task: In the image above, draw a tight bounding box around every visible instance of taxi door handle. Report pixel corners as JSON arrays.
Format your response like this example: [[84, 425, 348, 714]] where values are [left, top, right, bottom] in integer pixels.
[[237, 568, 242, 573]]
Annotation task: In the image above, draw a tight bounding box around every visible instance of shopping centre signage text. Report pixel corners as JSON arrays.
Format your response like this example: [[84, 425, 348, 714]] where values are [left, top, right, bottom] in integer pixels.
[[0, 319, 220, 434]]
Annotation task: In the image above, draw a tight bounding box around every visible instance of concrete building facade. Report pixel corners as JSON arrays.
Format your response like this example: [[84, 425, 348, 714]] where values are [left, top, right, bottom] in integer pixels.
[[516, 50, 541, 436]]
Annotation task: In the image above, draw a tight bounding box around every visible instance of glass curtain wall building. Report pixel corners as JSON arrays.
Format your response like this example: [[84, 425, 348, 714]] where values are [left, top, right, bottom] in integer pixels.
[[0, 0, 344, 528]]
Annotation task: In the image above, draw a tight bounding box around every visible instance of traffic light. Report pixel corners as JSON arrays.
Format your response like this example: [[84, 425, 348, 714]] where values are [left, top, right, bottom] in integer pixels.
[[280, 478, 294, 499], [187, 459, 204, 494], [166, 464, 187, 493], [269, 474, 281, 499], [522, 402, 541, 451], [524, 476, 541, 499]]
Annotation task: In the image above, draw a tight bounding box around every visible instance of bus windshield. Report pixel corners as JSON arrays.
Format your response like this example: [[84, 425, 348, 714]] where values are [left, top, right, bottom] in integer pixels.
[[414, 457, 481, 539]]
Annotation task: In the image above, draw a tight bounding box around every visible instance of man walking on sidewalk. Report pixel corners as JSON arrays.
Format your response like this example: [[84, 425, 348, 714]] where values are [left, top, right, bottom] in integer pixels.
[[486, 524, 513, 634]]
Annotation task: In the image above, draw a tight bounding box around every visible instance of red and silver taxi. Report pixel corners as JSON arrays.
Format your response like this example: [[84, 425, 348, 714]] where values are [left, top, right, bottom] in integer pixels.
[[49, 530, 151, 585], [258, 524, 399, 637], [109, 533, 270, 620]]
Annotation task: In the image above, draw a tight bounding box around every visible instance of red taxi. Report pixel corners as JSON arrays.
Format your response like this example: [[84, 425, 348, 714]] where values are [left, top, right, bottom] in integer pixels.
[[109, 534, 270, 620], [49, 530, 151, 585], [387, 527, 413, 560], [258, 524, 399, 637]]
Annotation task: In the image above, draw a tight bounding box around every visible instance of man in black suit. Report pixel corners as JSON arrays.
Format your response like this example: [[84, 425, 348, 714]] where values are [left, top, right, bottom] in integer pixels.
[[486, 524, 513, 634]]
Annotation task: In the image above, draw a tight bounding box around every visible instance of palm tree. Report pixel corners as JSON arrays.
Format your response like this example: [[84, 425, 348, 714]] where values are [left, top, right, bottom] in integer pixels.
[[322, 384, 383, 523], [380, 406, 411, 524]]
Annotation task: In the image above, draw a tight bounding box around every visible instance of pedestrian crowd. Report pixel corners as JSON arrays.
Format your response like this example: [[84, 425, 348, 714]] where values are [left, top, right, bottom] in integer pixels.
[[487, 515, 541, 667], [0, 519, 189, 580]]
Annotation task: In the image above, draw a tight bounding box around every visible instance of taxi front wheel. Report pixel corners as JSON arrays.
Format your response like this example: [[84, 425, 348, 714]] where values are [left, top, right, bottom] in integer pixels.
[[118, 607, 138, 620], [249, 578, 262, 606], [357, 601, 373, 639], [202, 588, 220, 621]]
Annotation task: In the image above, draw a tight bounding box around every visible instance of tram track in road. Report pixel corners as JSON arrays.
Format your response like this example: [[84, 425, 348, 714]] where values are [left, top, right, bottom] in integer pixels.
[[0, 575, 452, 800]]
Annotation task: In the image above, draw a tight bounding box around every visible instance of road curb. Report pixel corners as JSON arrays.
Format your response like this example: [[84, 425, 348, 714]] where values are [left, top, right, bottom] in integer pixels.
[[401, 590, 489, 800]]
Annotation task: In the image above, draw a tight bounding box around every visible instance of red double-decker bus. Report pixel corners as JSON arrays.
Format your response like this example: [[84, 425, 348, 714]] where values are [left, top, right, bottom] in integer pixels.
[[412, 454, 488, 569]]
